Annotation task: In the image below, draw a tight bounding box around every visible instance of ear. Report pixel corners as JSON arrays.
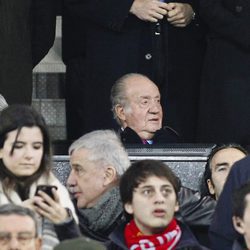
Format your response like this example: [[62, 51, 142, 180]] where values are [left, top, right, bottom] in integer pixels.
[[124, 202, 133, 215], [174, 201, 179, 213], [0, 149, 3, 159], [103, 166, 117, 186], [233, 216, 245, 235], [115, 104, 126, 122], [207, 179, 215, 196], [35, 237, 42, 250]]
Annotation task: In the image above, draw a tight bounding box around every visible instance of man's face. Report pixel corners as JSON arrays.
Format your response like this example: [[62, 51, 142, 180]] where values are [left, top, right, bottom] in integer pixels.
[[233, 194, 250, 248], [67, 148, 107, 208], [0, 215, 41, 250], [119, 76, 163, 139], [125, 176, 179, 235], [208, 148, 246, 199]]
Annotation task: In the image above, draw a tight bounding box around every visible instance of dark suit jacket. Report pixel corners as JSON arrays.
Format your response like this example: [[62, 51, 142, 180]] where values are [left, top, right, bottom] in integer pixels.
[[0, 0, 56, 104], [120, 126, 180, 144], [197, 0, 250, 144]]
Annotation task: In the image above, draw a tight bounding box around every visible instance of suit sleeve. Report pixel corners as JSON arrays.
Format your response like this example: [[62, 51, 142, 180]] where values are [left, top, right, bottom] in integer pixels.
[[64, 0, 134, 32], [54, 211, 82, 241], [31, 0, 57, 66], [199, 0, 250, 50]]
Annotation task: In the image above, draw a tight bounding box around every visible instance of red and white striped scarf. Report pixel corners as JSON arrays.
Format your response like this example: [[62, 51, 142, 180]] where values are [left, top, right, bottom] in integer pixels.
[[124, 218, 182, 250]]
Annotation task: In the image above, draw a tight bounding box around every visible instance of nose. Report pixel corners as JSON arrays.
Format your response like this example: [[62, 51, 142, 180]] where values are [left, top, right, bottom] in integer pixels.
[[24, 146, 33, 160], [67, 170, 77, 188], [9, 236, 19, 250], [154, 190, 165, 204], [149, 100, 162, 113]]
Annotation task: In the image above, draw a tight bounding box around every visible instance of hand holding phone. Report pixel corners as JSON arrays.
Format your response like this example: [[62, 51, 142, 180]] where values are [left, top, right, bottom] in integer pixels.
[[35, 185, 58, 200], [34, 185, 69, 224]]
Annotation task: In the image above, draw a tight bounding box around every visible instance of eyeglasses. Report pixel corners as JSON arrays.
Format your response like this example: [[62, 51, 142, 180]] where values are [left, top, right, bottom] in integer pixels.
[[0, 232, 36, 245]]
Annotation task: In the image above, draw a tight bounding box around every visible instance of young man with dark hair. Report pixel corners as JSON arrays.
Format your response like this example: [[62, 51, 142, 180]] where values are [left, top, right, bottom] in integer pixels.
[[109, 160, 207, 249], [232, 182, 250, 249]]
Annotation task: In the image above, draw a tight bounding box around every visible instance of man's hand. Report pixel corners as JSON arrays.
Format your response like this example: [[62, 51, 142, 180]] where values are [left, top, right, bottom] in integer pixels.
[[166, 3, 194, 27], [33, 189, 69, 224], [130, 0, 168, 22]]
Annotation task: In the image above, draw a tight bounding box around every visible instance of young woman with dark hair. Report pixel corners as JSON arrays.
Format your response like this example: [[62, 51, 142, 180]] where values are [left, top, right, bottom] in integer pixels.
[[0, 105, 77, 250]]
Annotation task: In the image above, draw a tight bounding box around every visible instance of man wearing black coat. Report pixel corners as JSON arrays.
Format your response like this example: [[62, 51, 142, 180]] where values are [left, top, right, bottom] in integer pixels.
[[0, 0, 56, 104], [110, 73, 180, 144], [197, 0, 250, 144], [209, 155, 250, 249], [62, 0, 205, 141]]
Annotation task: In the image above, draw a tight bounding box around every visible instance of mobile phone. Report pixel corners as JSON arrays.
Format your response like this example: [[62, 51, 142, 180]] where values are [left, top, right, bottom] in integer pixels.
[[35, 185, 58, 200]]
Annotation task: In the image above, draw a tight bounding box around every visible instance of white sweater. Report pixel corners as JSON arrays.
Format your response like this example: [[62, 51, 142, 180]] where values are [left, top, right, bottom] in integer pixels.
[[0, 172, 78, 250]]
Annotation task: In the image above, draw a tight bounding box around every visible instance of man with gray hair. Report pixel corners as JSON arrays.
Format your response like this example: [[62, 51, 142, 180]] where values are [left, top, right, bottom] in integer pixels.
[[39, 129, 215, 247], [38, 130, 130, 242], [111, 73, 180, 144]]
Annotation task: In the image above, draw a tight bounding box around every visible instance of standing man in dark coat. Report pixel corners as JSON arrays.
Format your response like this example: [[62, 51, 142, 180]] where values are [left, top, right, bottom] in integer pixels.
[[197, 0, 250, 144], [62, 0, 206, 141], [0, 0, 56, 105]]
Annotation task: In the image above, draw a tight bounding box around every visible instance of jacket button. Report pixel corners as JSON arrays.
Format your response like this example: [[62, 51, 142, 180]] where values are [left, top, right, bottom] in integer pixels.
[[145, 53, 152, 60], [235, 5, 243, 12]]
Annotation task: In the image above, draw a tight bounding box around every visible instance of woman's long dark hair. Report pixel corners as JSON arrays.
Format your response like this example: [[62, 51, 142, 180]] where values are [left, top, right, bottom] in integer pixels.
[[0, 105, 52, 201]]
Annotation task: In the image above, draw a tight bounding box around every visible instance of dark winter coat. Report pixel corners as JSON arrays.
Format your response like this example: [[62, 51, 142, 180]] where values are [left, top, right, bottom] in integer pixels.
[[209, 156, 250, 250], [232, 237, 248, 250], [120, 126, 180, 144], [197, 0, 250, 144], [108, 220, 210, 250], [0, 0, 56, 104]]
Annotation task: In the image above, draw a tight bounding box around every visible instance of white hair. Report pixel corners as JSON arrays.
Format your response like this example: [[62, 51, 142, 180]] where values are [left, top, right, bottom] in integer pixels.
[[69, 130, 130, 176]]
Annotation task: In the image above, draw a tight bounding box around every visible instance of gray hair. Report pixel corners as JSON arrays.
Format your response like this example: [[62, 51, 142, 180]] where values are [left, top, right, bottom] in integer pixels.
[[111, 73, 149, 125], [0, 204, 39, 236], [69, 130, 130, 176]]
